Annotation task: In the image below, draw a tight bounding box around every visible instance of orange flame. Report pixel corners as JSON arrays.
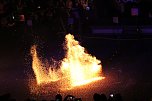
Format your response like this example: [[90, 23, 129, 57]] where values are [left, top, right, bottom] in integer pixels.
[[30, 34, 104, 90], [31, 45, 62, 85]]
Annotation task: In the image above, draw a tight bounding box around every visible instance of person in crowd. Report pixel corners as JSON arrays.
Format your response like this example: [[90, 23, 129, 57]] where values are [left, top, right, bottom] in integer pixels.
[[55, 94, 62, 101], [93, 93, 102, 101], [101, 93, 108, 101]]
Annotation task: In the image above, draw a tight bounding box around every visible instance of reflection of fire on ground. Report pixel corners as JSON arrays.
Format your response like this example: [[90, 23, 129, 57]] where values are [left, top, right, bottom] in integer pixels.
[[30, 34, 105, 94]]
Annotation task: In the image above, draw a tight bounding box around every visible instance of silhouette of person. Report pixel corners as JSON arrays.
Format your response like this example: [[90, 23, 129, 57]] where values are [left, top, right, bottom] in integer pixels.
[[114, 93, 123, 101], [101, 93, 107, 101], [55, 94, 62, 101], [93, 93, 102, 101], [64, 95, 75, 101]]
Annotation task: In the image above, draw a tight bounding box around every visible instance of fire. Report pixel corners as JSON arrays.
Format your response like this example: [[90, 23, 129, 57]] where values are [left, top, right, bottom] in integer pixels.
[[31, 45, 62, 84], [30, 34, 104, 90], [61, 34, 104, 87]]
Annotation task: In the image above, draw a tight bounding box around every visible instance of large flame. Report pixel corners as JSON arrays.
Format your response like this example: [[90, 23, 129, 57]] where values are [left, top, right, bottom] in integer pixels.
[[30, 34, 104, 90], [61, 34, 104, 87]]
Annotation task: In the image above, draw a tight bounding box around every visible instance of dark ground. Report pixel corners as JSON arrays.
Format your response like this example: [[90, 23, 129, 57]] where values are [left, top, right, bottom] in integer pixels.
[[0, 24, 152, 101]]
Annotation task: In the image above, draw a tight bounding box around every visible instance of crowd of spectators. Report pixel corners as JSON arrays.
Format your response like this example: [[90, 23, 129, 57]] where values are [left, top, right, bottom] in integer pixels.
[[0, 93, 123, 101], [0, 0, 95, 34], [1, 0, 152, 33], [0, 0, 152, 27]]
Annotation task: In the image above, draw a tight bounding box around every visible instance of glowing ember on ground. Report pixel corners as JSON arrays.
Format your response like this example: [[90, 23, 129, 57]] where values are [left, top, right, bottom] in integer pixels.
[[30, 34, 105, 92]]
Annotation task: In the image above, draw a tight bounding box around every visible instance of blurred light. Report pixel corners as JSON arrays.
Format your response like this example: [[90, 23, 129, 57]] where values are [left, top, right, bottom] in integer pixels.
[[86, 6, 90, 11], [110, 94, 114, 97], [12, 16, 15, 19], [37, 6, 40, 9], [86, 17, 89, 20], [19, 15, 25, 21], [27, 20, 32, 26], [131, 8, 139, 16], [113, 17, 119, 24]]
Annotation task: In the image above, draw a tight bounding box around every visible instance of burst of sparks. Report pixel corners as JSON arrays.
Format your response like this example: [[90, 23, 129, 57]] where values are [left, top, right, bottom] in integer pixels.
[[30, 34, 105, 93]]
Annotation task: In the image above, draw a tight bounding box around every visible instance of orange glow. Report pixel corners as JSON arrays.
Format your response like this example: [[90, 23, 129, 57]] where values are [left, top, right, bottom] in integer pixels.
[[30, 34, 104, 90]]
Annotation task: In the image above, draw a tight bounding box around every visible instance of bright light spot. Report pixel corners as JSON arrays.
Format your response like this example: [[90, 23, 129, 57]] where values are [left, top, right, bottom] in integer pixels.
[[37, 6, 40, 8]]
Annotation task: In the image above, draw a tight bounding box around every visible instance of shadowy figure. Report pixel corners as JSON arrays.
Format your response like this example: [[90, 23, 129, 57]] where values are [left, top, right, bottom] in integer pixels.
[[114, 93, 123, 101], [101, 93, 107, 101], [74, 98, 82, 101], [64, 95, 75, 101], [41, 100, 47, 101], [108, 94, 114, 101], [0, 93, 11, 101], [93, 93, 102, 101], [10, 99, 16, 101], [55, 94, 62, 101], [25, 98, 36, 101], [108, 93, 123, 101]]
